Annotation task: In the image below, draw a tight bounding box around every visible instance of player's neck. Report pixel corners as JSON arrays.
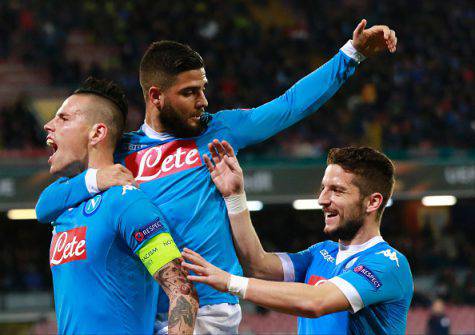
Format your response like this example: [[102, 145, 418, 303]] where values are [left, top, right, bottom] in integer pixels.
[[87, 147, 114, 170], [145, 104, 165, 133], [339, 221, 381, 246]]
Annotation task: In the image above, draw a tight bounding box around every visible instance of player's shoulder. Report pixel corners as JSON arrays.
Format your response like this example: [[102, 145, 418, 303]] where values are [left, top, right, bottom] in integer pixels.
[[366, 241, 410, 272], [105, 185, 149, 205], [308, 240, 339, 255]]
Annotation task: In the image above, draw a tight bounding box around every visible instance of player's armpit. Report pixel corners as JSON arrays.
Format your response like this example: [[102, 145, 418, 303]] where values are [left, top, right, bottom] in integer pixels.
[[154, 259, 199, 335]]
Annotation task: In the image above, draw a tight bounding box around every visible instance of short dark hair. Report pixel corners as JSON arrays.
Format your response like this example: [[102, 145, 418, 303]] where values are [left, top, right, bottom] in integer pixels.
[[327, 147, 395, 219], [139, 40, 204, 97], [74, 77, 128, 145]]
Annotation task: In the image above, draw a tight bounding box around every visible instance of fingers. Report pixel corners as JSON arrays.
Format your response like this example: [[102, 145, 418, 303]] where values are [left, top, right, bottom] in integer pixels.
[[181, 261, 207, 275], [388, 30, 397, 53], [203, 154, 215, 173], [221, 140, 236, 157], [182, 248, 208, 266], [353, 19, 367, 37]]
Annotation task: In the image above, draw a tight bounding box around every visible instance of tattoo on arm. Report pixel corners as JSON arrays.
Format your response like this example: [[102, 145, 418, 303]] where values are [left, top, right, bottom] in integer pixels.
[[155, 258, 199, 333]]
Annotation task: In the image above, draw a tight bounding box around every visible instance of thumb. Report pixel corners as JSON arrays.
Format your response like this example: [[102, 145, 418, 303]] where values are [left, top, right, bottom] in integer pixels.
[[354, 19, 367, 37]]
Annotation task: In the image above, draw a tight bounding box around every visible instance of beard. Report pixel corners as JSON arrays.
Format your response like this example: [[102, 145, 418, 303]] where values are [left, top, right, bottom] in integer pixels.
[[159, 101, 207, 138], [325, 203, 366, 241]]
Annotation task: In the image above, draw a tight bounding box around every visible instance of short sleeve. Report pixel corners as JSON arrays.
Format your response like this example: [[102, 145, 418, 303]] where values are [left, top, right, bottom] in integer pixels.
[[330, 250, 406, 313], [115, 186, 181, 275], [282, 243, 320, 283], [116, 187, 170, 252]]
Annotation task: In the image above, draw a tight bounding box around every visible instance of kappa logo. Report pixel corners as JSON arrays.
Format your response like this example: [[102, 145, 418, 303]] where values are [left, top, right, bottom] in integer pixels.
[[320, 249, 335, 263], [122, 185, 138, 195], [83, 194, 102, 216], [376, 249, 400, 267], [124, 140, 202, 184]]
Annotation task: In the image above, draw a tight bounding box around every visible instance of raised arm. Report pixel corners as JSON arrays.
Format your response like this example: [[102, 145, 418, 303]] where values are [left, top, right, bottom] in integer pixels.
[[218, 20, 396, 149], [203, 140, 284, 280], [35, 165, 135, 223]]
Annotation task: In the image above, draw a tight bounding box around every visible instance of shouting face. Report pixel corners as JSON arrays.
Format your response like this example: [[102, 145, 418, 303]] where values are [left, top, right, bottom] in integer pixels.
[[318, 164, 367, 241], [44, 95, 91, 176]]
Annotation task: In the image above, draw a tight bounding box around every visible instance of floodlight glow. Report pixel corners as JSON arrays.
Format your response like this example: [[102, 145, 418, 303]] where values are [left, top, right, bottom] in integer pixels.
[[7, 209, 37, 220], [292, 199, 322, 210], [421, 195, 457, 207], [247, 201, 263, 211], [386, 198, 393, 207]]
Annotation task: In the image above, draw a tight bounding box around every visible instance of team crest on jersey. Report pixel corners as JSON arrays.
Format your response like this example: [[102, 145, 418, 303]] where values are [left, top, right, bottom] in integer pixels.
[[83, 194, 102, 216], [308, 275, 327, 286], [124, 140, 202, 184], [50, 227, 87, 267], [344, 257, 359, 270]]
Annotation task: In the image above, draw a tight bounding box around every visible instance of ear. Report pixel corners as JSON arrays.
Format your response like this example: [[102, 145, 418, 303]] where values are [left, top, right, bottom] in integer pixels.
[[148, 86, 163, 110], [366, 192, 383, 214], [89, 123, 108, 146]]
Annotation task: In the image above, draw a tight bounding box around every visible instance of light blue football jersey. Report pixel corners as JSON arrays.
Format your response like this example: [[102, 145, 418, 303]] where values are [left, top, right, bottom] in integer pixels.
[[285, 237, 413, 334], [37, 47, 360, 311], [49, 185, 177, 334]]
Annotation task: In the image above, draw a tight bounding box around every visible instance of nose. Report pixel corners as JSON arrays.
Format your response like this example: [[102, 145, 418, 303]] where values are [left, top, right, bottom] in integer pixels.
[[44, 118, 55, 133], [197, 91, 208, 109], [318, 188, 330, 207]]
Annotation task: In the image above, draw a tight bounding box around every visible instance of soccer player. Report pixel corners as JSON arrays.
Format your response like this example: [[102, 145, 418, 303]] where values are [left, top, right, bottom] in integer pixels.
[[43, 78, 198, 334], [36, 20, 397, 333], [181, 140, 413, 335]]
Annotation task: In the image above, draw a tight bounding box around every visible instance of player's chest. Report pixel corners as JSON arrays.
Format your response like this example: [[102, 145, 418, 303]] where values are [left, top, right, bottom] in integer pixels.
[[305, 250, 359, 286], [122, 138, 212, 185], [50, 196, 114, 268]]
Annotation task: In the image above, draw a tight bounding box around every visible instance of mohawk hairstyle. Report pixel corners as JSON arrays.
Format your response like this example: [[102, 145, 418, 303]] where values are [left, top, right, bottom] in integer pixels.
[[74, 77, 128, 120]]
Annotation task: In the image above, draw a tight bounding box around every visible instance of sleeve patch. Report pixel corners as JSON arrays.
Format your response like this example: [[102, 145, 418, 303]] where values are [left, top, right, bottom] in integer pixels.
[[136, 233, 181, 276], [133, 219, 164, 243], [353, 265, 382, 290]]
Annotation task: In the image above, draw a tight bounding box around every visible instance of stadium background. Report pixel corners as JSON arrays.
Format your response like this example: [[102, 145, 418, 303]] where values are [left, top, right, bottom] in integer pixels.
[[0, 0, 473, 334]]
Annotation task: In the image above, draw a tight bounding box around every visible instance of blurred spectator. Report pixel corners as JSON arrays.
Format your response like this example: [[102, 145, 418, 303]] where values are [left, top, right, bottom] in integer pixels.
[[0, 0, 472, 157], [426, 298, 450, 335]]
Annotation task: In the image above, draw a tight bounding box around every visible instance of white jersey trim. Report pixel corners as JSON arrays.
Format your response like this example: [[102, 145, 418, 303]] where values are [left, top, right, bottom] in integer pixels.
[[340, 40, 366, 63], [329, 276, 364, 313], [141, 122, 174, 140], [276, 253, 295, 282], [336, 236, 385, 265], [85, 168, 100, 195]]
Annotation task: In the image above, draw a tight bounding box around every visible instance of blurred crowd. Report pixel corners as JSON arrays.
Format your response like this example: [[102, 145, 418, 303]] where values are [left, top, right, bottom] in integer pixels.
[[0, 0, 473, 157]]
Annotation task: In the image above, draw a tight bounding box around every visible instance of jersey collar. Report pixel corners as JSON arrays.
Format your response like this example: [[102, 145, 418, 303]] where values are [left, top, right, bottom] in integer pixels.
[[336, 236, 385, 265], [141, 122, 174, 141]]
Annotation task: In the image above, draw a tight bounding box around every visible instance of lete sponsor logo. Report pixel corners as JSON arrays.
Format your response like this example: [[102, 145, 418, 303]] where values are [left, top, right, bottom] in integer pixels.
[[353, 265, 382, 289], [50, 227, 87, 267], [125, 140, 202, 184]]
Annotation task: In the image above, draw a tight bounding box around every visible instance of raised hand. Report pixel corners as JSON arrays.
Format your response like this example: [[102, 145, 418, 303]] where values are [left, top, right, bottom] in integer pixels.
[[352, 19, 397, 57], [181, 248, 230, 292], [97, 164, 137, 191], [203, 140, 244, 197]]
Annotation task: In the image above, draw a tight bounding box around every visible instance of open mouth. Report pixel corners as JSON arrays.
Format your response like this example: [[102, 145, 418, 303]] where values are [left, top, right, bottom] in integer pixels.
[[324, 210, 339, 221], [46, 138, 58, 163]]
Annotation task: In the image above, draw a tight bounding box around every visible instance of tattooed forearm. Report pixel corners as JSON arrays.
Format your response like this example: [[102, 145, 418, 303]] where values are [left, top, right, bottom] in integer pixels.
[[155, 258, 199, 335]]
